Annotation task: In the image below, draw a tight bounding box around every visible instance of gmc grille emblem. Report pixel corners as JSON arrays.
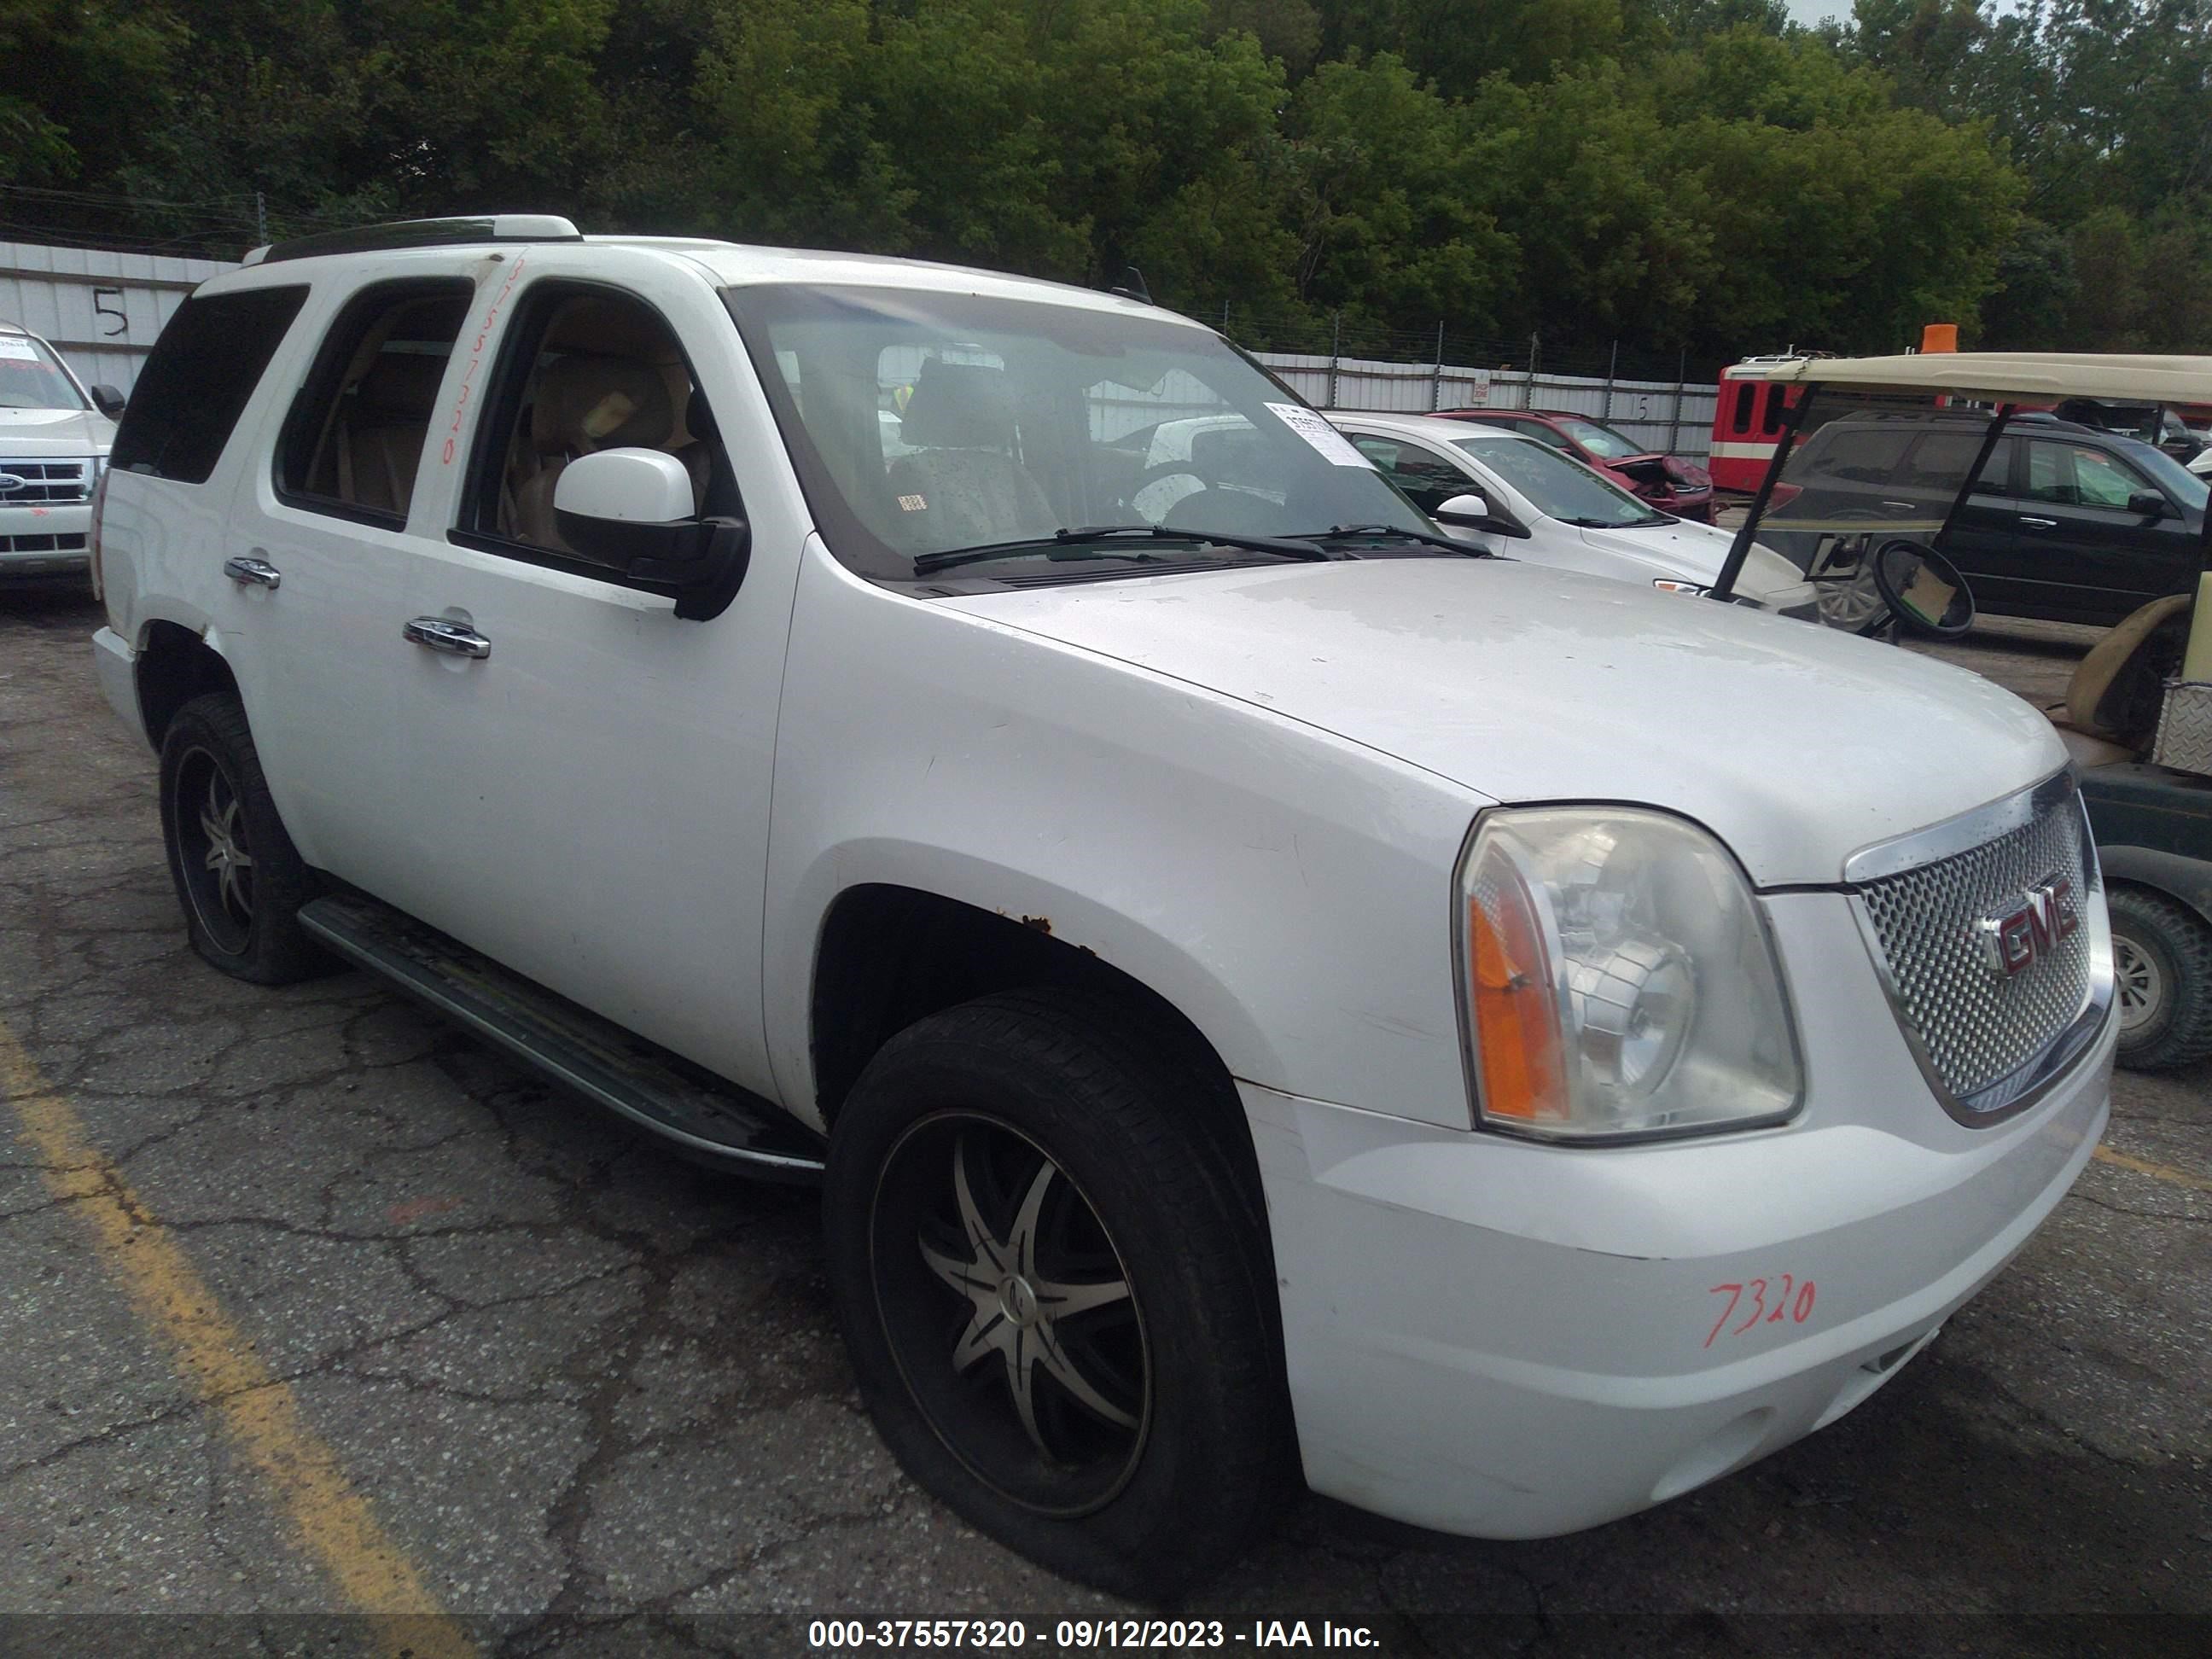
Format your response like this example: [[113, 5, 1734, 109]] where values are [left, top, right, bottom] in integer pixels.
[[1973, 877, 2078, 977]]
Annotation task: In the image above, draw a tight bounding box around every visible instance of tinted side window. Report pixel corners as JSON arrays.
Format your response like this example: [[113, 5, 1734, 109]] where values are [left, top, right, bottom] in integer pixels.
[[110, 287, 308, 483], [461, 283, 734, 568], [1903, 430, 2014, 493], [1381, 443, 1470, 512], [1731, 383, 1755, 434], [1809, 427, 1914, 482], [277, 280, 470, 525]]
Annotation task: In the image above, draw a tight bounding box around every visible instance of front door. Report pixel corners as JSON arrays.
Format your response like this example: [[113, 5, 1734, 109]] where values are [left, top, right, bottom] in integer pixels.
[[2013, 438, 2197, 625], [382, 257, 803, 1098]]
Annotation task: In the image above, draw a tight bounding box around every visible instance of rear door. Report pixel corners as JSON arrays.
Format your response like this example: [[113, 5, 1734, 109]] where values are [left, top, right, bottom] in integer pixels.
[[1901, 427, 2022, 605], [217, 274, 473, 888], [2014, 439, 2195, 624]]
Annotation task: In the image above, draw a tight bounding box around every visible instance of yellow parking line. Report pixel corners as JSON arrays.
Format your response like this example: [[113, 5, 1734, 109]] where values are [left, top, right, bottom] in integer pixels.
[[2093, 1144, 2212, 1195], [0, 1021, 475, 1659]]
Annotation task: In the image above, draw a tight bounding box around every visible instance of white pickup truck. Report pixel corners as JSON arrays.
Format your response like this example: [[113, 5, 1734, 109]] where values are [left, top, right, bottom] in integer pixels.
[[90, 217, 2116, 1598]]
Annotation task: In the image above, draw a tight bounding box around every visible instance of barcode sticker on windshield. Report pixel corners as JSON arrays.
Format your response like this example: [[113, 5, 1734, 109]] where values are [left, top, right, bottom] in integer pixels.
[[1267, 402, 1372, 468], [0, 337, 39, 361]]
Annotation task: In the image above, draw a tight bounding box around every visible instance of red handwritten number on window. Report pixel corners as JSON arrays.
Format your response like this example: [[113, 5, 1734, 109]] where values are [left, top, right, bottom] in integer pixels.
[[1704, 1277, 1816, 1348]]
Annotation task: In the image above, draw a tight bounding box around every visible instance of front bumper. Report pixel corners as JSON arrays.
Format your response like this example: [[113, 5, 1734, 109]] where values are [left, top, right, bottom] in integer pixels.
[[1249, 891, 2115, 1540], [0, 499, 90, 578]]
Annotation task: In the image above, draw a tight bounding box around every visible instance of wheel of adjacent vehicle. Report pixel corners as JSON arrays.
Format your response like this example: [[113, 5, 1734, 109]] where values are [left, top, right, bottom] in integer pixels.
[[822, 989, 1288, 1600], [158, 692, 326, 983], [2108, 886, 2212, 1072]]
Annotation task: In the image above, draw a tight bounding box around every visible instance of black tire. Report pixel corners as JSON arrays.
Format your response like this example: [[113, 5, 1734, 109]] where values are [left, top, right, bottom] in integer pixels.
[[157, 692, 326, 984], [2108, 886, 2212, 1072], [822, 989, 1289, 1601]]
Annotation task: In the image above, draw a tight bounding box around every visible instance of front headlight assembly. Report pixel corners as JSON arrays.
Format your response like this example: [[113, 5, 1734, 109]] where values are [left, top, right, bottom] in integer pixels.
[[1456, 806, 1803, 1144]]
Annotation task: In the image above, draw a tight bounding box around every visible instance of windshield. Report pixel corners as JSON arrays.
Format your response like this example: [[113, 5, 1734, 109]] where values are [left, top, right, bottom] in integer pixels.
[[1557, 417, 1645, 459], [1452, 433, 1668, 527], [0, 334, 87, 411], [723, 284, 1429, 582]]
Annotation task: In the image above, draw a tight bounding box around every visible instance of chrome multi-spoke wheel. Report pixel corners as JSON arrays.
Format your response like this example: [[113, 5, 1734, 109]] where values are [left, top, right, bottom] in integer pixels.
[[824, 989, 1288, 1598], [2115, 933, 2163, 1035], [872, 1115, 1149, 1516], [158, 693, 325, 983], [173, 747, 255, 953]]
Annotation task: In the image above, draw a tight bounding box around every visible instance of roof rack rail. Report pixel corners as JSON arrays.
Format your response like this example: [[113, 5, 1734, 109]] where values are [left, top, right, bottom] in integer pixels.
[[243, 214, 583, 266]]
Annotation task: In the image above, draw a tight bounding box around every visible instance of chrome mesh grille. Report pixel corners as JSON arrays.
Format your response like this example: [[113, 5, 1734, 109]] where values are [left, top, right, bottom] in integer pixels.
[[1855, 788, 2094, 1106]]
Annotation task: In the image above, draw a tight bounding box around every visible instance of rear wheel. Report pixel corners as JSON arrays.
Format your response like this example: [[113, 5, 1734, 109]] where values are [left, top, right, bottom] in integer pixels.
[[158, 693, 326, 983], [823, 990, 1287, 1599], [2108, 886, 2212, 1072]]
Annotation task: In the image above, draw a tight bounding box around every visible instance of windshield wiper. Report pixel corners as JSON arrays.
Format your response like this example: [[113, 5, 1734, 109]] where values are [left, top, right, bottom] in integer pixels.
[[1284, 523, 1493, 556], [912, 524, 1329, 576]]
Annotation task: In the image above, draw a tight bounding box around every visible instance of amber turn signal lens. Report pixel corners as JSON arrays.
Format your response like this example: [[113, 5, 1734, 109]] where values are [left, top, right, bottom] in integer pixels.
[[1467, 882, 1567, 1123]]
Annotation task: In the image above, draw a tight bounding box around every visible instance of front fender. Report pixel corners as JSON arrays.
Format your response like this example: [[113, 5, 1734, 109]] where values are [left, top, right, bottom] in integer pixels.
[[760, 546, 1487, 1132]]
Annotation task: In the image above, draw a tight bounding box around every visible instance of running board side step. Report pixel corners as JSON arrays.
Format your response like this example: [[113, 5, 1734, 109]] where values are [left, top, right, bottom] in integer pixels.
[[297, 893, 826, 1183]]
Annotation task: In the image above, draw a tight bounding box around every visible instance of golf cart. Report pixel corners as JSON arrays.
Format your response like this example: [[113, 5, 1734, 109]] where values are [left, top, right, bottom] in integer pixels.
[[1712, 352, 2212, 1072]]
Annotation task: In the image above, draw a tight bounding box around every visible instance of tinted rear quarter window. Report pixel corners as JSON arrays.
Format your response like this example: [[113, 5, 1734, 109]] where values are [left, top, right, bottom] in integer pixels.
[[110, 286, 308, 483]]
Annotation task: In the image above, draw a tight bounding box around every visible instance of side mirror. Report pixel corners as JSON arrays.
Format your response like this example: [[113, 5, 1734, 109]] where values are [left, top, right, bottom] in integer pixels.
[[552, 448, 750, 615], [90, 384, 125, 419], [1433, 491, 1493, 527], [2126, 490, 2173, 521]]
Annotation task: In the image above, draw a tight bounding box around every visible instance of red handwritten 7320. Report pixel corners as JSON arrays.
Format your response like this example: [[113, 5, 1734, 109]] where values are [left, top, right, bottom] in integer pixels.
[[1704, 1276, 1816, 1348]]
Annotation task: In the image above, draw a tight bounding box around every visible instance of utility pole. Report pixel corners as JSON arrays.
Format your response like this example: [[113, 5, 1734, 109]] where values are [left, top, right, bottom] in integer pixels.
[[1603, 341, 1618, 421], [1327, 311, 1341, 408], [1430, 320, 1445, 411], [253, 190, 267, 246]]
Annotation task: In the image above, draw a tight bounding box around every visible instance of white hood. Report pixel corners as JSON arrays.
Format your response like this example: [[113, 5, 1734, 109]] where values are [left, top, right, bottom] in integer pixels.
[[1577, 518, 1804, 600], [0, 405, 114, 456], [947, 558, 2063, 888]]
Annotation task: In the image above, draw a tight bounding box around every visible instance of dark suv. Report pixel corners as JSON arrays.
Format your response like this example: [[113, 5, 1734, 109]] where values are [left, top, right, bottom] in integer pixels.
[[1771, 411, 2209, 627]]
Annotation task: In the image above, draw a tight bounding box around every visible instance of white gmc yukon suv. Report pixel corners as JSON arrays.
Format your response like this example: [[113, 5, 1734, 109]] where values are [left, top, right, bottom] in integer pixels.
[[90, 218, 2116, 1598]]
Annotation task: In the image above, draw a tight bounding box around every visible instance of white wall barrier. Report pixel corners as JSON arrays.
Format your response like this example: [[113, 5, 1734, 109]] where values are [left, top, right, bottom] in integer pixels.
[[0, 240, 239, 394], [1253, 351, 1720, 461]]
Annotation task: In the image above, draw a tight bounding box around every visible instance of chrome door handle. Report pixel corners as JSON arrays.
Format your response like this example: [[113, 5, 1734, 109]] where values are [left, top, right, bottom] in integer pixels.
[[403, 617, 492, 659], [2020, 516, 2058, 529], [223, 555, 281, 590]]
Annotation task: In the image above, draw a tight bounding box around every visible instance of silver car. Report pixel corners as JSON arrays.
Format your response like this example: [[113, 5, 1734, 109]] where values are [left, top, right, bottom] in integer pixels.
[[1331, 410, 1817, 616]]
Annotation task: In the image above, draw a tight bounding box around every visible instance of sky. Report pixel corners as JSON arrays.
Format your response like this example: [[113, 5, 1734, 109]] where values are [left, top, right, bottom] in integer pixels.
[[1784, 0, 1848, 20]]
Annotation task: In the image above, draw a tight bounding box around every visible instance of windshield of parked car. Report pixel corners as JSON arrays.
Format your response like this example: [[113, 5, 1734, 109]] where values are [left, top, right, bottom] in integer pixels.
[[723, 284, 1431, 582], [1452, 433, 1670, 527], [1556, 417, 1645, 459], [0, 335, 87, 411]]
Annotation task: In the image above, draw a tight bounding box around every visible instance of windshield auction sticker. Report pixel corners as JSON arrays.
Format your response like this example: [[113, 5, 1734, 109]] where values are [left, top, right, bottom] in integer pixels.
[[0, 337, 39, 361], [1266, 401, 1373, 468]]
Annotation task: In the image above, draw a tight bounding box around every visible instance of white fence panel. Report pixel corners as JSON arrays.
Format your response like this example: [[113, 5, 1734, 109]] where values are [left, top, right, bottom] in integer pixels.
[[0, 240, 239, 393], [1253, 350, 1720, 461]]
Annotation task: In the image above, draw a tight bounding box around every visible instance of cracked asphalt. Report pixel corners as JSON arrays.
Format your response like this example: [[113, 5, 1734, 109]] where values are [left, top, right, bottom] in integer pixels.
[[1, 589, 2206, 1656]]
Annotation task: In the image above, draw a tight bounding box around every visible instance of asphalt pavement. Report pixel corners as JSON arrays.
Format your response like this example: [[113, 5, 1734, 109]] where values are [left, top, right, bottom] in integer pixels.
[[1, 588, 2205, 1657]]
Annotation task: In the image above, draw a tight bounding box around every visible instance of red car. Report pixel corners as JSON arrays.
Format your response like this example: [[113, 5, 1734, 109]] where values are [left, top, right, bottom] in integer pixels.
[[1438, 408, 1714, 521]]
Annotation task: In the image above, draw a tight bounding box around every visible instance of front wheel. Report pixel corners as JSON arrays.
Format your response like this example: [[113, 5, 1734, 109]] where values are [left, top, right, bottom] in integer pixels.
[[2109, 887, 2212, 1072], [822, 990, 1288, 1600]]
